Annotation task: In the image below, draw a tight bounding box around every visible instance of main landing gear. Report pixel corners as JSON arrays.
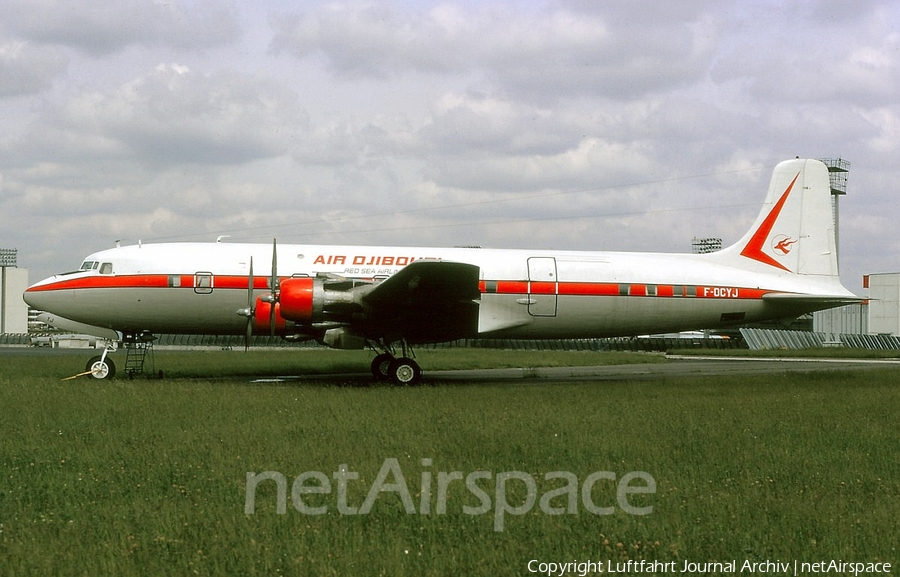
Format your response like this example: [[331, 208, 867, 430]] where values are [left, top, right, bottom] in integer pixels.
[[369, 342, 422, 385]]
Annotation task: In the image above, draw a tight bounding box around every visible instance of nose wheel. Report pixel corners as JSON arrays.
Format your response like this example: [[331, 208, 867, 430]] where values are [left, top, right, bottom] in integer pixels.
[[85, 355, 116, 380]]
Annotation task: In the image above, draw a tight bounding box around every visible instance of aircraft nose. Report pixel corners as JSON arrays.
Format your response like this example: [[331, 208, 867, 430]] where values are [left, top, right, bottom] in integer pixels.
[[23, 286, 44, 310], [23, 277, 61, 311]]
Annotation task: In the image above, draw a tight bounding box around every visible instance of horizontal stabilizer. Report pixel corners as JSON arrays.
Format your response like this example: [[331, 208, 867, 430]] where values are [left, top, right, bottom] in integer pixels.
[[762, 293, 861, 304], [761, 292, 863, 313]]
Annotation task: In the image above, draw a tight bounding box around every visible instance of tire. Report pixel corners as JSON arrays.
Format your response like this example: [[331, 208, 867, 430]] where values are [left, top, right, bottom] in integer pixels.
[[85, 356, 116, 380], [389, 357, 421, 385], [371, 353, 394, 381]]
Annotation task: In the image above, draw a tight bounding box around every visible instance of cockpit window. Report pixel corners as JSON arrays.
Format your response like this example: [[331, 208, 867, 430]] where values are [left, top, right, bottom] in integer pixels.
[[78, 261, 105, 272]]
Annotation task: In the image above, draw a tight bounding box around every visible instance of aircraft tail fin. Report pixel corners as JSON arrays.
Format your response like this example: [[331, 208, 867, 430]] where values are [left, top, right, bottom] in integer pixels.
[[714, 158, 839, 278]]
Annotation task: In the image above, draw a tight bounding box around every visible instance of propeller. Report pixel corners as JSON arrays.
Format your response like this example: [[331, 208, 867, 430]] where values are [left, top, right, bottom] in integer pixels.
[[237, 239, 279, 344]]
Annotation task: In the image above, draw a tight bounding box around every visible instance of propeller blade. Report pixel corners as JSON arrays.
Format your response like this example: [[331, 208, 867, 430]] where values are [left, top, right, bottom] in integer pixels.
[[245, 257, 254, 351], [248, 256, 255, 307], [269, 239, 278, 337]]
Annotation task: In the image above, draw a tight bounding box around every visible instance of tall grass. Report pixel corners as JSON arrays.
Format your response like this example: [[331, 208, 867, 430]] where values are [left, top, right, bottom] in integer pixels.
[[152, 348, 666, 378], [0, 350, 897, 576]]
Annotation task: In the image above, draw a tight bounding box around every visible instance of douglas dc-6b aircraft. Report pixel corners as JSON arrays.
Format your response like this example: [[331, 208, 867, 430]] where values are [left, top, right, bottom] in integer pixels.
[[25, 159, 860, 384]]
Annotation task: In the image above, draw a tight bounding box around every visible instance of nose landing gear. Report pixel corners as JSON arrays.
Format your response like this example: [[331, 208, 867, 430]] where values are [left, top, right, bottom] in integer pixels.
[[85, 353, 116, 380], [67, 332, 157, 381]]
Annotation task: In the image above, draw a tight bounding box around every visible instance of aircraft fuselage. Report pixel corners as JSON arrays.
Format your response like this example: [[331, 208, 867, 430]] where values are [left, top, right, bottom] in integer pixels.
[[24, 241, 842, 341]]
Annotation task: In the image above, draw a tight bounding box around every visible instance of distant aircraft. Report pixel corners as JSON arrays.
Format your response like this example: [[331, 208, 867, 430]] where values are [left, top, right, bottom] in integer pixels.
[[24, 159, 859, 383]]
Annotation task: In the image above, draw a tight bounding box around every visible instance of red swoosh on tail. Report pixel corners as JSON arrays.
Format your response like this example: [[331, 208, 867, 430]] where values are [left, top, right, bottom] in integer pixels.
[[739, 172, 800, 271]]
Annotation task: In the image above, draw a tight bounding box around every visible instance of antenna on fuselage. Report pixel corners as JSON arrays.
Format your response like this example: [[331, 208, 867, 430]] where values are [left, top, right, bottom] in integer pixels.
[[217, 235, 231, 243]]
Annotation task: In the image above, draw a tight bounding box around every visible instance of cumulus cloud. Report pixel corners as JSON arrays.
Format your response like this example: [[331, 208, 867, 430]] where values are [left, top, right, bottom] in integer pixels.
[[710, 2, 900, 107], [9, 64, 308, 173], [270, 2, 715, 101], [1, 0, 240, 56], [1, 61, 311, 261], [0, 41, 68, 97]]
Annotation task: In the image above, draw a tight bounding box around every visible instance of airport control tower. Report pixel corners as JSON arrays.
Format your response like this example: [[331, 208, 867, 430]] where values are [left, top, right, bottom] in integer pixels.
[[1, 248, 29, 334], [819, 158, 850, 265]]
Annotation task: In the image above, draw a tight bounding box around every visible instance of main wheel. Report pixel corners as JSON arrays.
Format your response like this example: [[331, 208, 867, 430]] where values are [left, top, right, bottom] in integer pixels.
[[85, 356, 116, 380], [371, 353, 394, 381], [389, 357, 421, 385]]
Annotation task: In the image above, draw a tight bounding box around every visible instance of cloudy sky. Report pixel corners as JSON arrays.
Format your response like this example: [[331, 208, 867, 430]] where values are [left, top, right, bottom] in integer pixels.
[[2, 0, 897, 294]]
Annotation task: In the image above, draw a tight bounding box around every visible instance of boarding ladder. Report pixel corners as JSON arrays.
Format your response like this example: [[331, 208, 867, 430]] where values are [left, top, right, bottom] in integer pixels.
[[123, 332, 156, 378]]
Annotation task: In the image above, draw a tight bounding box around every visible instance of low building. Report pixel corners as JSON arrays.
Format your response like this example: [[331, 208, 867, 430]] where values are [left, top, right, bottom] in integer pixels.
[[1, 263, 29, 334], [865, 272, 900, 336]]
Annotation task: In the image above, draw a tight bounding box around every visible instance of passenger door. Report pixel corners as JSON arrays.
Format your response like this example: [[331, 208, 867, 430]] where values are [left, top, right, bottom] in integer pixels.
[[527, 257, 557, 316]]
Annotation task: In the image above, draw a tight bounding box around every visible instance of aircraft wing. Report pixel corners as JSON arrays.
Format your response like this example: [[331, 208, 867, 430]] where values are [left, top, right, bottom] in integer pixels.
[[361, 260, 481, 344]]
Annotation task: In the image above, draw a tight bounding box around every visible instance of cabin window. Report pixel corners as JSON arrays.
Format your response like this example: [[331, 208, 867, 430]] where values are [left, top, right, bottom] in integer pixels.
[[194, 272, 214, 294], [99, 262, 113, 274], [81, 261, 98, 271]]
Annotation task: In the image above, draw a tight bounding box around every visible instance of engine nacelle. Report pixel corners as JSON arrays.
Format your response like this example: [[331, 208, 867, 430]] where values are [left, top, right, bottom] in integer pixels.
[[253, 299, 288, 334], [277, 276, 359, 325], [279, 277, 323, 324], [248, 276, 364, 335]]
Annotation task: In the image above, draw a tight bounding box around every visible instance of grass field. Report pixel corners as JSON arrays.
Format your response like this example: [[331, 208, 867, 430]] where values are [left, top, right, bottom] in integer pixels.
[[1, 348, 898, 576]]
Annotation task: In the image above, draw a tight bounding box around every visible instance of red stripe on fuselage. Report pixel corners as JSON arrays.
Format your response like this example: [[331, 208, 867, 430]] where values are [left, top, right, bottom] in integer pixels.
[[26, 275, 169, 291], [557, 282, 620, 296], [25, 274, 271, 292], [30, 274, 776, 301]]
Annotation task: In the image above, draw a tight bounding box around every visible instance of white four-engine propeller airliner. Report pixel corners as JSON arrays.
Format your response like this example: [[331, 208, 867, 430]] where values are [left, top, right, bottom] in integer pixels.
[[25, 159, 859, 384]]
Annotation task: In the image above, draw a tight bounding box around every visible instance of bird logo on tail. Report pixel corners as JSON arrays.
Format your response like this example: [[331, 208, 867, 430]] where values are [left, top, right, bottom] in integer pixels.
[[772, 235, 798, 255]]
